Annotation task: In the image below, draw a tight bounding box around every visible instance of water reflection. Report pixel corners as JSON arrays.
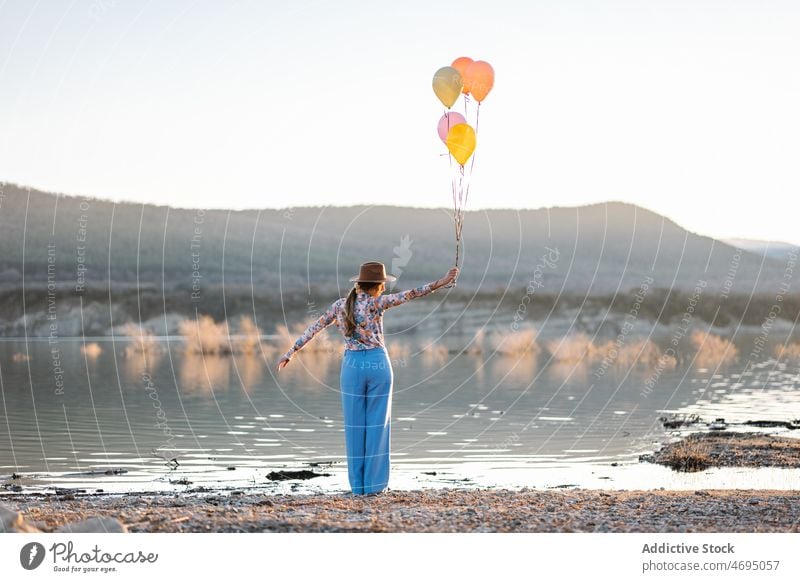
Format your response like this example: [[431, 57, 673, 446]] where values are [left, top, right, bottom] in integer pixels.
[[179, 353, 231, 394], [0, 332, 798, 494]]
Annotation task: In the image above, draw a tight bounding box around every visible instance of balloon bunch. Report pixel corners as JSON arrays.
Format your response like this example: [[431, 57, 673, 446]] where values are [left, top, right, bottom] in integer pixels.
[[432, 56, 494, 272]]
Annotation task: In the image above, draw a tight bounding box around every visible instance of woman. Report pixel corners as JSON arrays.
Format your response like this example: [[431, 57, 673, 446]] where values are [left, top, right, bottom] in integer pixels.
[[277, 261, 459, 495]]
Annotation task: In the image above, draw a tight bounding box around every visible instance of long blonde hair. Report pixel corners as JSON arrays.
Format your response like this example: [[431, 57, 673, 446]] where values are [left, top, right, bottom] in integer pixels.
[[344, 282, 382, 336]]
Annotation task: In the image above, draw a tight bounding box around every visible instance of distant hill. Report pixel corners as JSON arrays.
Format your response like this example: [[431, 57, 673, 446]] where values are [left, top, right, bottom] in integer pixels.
[[723, 238, 799, 263], [0, 183, 794, 299]]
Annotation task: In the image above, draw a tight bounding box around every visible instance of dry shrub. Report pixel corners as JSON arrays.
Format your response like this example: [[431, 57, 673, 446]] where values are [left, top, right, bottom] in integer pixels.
[[774, 342, 800, 361], [594, 338, 663, 368], [491, 327, 540, 356], [235, 316, 263, 355], [119, 322, 160, 358], [175, 315, 267, 356], [179, 315, 230, 355], [119, 324, 162, 380], [545, 332, 597, 363], [387, 342, 411, 363], [81, 342, 103, 358], [274, 321, 338, 355], [690, 329, 738, 367], [465, 327, 540, 357], [463, 328, 487, 355], [662, 438, 711, 472], [420, 341, 449, 366], [657, 352, 678, 370]]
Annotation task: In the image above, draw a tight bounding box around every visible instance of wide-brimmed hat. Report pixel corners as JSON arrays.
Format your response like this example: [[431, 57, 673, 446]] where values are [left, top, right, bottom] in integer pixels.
[[349, 261, 397, 283]]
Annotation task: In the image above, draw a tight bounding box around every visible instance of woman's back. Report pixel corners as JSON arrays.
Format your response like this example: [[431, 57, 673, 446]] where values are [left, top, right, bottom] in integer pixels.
[[282, 283, 434, 359]]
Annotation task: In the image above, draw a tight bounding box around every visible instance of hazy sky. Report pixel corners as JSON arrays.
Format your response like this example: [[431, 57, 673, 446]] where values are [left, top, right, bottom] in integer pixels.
[[1, 1, 799, 245]]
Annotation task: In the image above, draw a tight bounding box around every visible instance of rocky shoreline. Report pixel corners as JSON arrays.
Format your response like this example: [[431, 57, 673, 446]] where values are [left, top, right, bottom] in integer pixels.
[[2, 488, 799, 533], [3, 431, 799, 533]]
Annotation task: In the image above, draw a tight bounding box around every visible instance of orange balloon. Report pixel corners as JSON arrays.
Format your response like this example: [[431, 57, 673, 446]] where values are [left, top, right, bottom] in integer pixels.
[[464, 60, 494, 102], [451, 57, 473, 93]]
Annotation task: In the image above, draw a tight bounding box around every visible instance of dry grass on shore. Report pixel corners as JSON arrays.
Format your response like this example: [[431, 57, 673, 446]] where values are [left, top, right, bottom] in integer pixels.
[[774, 342, 800, 361], [641, 431, 800, 471], [178, 315, 266, 356], [658, 439, 712, 472], [118, 322, 161, 358], [690, 329, 738, 367]]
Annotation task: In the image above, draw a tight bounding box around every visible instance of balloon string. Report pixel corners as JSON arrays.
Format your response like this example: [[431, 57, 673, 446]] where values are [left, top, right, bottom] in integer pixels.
[[446, 107, 461, 269], [464, 101, 480, 210], [455, 164, 464, 268]]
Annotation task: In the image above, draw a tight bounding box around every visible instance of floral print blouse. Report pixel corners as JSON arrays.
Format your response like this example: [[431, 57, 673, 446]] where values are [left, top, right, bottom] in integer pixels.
[[283, 284, 435, 359]]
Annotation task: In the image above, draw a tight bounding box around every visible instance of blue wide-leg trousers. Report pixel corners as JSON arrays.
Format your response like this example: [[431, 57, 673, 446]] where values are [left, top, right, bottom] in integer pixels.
[[340, 347, 393, 494]]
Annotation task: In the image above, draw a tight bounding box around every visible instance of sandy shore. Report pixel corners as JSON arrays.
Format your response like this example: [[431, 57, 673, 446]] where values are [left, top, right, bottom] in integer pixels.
[[3, 488, 800, 533]]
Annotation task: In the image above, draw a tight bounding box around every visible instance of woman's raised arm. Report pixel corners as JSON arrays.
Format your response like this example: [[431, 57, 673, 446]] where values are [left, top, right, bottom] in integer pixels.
[[376, 267, 459, 310]]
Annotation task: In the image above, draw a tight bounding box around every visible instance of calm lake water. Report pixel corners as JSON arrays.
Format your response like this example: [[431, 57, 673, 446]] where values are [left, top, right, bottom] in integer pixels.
[[1, 334, 799, 494]]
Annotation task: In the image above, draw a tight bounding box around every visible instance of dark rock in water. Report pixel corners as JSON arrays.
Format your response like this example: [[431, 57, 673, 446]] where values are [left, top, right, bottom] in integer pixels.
[[659, 413, 702, 429], [744, 420, 798, 429], [63, 469, 126, 477], [54, 488, 86, 495], [266, 469, 331, 481], [422, 471, 438, 476], [56, 517, 127, 533], [227, 466, 236, 471], [1, 503, 41, 532], [709, 418, 727, 430]]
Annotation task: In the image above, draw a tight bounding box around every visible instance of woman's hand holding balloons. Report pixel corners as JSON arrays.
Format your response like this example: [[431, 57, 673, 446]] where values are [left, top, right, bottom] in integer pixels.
[[276, 356, 291, 372], [433, 267, 459, 290]]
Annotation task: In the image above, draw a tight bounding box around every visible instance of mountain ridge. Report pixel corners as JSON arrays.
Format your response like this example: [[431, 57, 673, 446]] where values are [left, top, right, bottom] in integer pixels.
[[0, 183, 792, 298]]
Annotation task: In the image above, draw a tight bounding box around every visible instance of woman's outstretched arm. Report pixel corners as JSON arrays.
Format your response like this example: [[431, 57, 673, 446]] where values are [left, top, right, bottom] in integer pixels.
[[376, 267, 459, 310], [277, 301, 339, 370]]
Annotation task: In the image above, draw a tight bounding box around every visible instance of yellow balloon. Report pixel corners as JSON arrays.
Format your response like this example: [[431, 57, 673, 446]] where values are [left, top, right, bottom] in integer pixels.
[[432, 66, 463, 109], [445, 123, 476, 166]]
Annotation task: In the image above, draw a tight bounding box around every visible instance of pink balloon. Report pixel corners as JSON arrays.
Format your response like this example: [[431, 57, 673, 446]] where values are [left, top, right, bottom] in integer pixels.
[[437, 112, 467, 143]]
